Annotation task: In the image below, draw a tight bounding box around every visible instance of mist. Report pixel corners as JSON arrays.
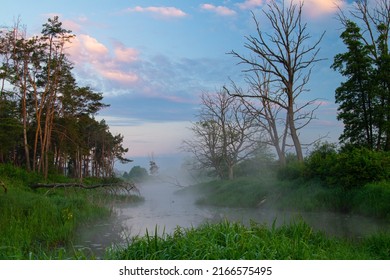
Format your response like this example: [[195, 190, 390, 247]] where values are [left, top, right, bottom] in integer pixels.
[[74, 162, 390, 257]]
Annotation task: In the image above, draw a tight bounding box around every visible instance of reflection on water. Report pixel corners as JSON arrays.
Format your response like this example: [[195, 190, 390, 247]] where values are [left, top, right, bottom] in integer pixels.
[[74, 180, 390, 257]]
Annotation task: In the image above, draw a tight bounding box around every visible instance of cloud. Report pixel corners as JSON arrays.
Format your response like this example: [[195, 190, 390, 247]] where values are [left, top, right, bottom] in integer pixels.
[[236, 0, 264, 10], [236, 0, 345, 17], [66, 34, 140, 88], [125, 6, 187, 18], [292, 0, 345, 17], [113, 42, 139, 63], [100, 69, 139, 84], [200, 4, 237, 16]]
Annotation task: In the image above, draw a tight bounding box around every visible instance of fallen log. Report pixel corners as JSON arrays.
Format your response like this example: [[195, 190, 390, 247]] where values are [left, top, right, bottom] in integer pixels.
[[30, 181, 140, 196]]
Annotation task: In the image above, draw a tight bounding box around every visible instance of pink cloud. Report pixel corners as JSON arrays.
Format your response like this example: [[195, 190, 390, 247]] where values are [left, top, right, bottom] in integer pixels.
[[201, 4, 237, 16], [80, 35, 108, 56], [236, 0, 264, 10], [114, 43, 139, 63], [125, 6, 187, 18], [100, 69, 139, 84], [66, 34, 140, 87], [292, 0, 344, 17]]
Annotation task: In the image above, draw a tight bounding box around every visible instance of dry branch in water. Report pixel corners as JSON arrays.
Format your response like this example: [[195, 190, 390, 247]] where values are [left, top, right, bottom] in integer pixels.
[[30, 181, 140, 196]]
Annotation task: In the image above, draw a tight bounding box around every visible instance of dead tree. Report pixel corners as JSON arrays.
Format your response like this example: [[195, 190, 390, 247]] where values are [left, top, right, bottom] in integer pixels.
[[229, 0, 324, 162]]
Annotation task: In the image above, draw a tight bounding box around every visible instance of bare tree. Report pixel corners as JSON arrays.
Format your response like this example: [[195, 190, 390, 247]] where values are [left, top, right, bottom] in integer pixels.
[[182, 88, 261, 180], [229, 0, 324, 162], [226, 64, 289, 166]]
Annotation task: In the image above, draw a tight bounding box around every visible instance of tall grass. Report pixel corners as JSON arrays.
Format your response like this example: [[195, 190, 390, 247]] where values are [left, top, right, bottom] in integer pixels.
[[194, 177, 271, 208], [189, 172, 390, 218], [106, 220, 389, 260], [0, 164, 140, 259]]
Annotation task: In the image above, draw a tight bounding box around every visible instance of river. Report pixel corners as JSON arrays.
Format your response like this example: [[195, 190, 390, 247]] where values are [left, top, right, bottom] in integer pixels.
[[73, 178, 390, 257]]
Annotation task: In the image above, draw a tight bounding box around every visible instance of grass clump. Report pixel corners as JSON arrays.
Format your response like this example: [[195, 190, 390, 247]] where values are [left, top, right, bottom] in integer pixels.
[[107, 220, 388, 260]]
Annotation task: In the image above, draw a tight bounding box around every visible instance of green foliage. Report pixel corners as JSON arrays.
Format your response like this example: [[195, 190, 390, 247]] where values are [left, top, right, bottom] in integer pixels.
[[0, 164, 113, 259], [277, 161, 306, 181], [0, 99, 22, 160], [107, 220, 389, 260], [352, 181, 390, 218], [332, 19, 390, 150], [304, 142, 338, 182], [0, 17, 129, 178], [124, 166, 149, 182], [305, 145, 390, 189], [194, 177, 270, 208], [234, 144, 276, 177]]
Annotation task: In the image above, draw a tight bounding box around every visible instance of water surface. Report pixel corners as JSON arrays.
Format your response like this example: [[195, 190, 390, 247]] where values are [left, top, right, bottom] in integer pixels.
[[74, 179, 390, 256]]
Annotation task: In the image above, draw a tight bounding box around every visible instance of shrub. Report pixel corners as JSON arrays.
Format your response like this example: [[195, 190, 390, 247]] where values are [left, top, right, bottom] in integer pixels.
[[305, 142, 338, 182], [305, 145, 390, 189], [277, 161, 306, 180]]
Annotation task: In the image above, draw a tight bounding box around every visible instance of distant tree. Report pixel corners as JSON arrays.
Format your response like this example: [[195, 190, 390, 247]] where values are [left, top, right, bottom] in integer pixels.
[[229, 0, 324, 162], [149, 161, 159, 175], [126, 166, 148, 182], [183, 88, 261, 180]]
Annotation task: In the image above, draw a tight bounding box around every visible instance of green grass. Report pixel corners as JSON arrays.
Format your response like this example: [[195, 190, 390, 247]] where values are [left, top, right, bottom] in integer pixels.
[[0, 164, 142, 259], [193, 177, 270, 208], [106, 220, 389, 260], [2, 163, 390, 260], [187, 174, 390, 218]]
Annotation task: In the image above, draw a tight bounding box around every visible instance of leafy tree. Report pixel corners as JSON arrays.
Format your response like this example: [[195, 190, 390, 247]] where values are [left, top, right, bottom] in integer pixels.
[[0, 17, 131, 178], [332, 20, 377, 148], [333, 0, 390, 150]]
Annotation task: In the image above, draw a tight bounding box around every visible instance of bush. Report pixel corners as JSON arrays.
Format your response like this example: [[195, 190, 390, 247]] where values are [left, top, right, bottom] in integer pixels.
[[305, 145, 390, 189], [334, 148, 390, 189], [305, 142, 338, 182], [277, 161, 306, 180]]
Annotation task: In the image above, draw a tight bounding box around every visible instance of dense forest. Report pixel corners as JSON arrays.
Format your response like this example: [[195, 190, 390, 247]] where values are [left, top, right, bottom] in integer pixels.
[[0, 17, 130, 179]]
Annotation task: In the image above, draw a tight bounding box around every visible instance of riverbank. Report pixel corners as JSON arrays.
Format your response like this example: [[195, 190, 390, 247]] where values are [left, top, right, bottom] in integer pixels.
[[184, 174, 390, 220], [1, 164, 389, 260], [106, 220, 390, 260], [102, 174, 390, 260], [0, 164, 142, 259]]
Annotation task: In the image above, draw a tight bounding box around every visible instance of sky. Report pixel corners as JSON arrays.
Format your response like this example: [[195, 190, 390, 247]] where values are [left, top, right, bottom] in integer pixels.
[[1, 0, 358, 170]]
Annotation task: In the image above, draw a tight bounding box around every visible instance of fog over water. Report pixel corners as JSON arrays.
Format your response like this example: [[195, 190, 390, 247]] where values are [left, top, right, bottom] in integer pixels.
[[74, 175, 390, 256]]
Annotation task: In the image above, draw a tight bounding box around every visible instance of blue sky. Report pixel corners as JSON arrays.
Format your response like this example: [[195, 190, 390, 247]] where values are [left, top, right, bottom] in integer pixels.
[[1, 0, 357, 168]]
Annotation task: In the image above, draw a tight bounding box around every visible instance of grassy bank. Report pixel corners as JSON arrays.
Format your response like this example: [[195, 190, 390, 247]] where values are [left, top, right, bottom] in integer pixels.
[[0, 164, 141, 259], [186, 175, 390, 219], [107, 220, 390, 260]]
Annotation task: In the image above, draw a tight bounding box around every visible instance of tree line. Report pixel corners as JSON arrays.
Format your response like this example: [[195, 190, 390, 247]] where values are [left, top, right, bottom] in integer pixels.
[[0, 16, 130, 179], [183, 0, 390, 180]]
